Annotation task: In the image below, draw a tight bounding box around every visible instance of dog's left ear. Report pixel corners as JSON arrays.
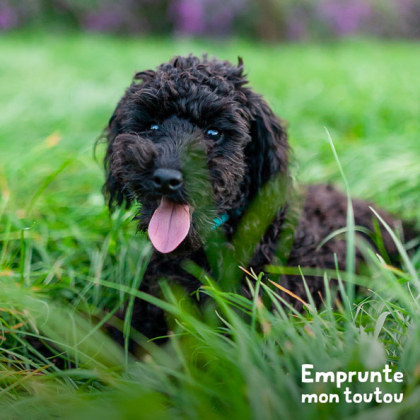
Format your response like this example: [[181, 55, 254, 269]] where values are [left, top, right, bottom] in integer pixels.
[[243, 89, 289, 197]]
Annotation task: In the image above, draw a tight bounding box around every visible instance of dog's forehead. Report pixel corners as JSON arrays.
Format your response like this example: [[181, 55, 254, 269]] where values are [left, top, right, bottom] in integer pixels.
[[159, 56, 242, 78], [126, 56, 251, 126], [155, 69, 235, 97], [149, 56, 246, 95]]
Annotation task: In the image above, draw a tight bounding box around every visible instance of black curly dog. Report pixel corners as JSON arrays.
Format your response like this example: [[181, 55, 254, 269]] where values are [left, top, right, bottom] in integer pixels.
[[103, 54, 413, 342]]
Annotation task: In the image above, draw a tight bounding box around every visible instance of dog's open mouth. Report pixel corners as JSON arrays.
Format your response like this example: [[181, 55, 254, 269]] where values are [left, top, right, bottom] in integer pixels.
[[148, 197, 191, 253]]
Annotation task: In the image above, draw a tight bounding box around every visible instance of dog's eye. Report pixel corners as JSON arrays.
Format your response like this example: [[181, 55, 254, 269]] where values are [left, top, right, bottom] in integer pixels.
[[150, 124, 159, 130], [206, 128, 221, 140]]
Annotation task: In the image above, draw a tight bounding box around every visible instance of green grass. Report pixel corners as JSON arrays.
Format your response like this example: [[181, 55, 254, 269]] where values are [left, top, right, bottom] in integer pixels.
[[0, 31, 420, 419]]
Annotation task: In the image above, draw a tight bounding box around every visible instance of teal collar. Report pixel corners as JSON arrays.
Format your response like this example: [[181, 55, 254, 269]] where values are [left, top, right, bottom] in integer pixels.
[[211, 203, 247, 229], [212, 213, 230, 229]]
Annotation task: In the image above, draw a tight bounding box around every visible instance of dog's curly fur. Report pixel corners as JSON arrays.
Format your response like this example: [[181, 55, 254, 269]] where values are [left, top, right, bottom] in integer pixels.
[[103, 54, 413, 341]]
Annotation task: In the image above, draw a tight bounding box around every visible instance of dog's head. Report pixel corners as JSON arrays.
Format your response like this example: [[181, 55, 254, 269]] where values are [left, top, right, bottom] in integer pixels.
[[103, 55, 289, 255]]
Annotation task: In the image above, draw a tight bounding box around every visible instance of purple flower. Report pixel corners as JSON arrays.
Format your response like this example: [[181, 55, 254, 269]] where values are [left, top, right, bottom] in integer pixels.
[[320, 0, 371, 35], [169, 0, 245, 37], [171, 0, 205, 35], [0, 4, 18, 30], [81, 1, 149, 34]]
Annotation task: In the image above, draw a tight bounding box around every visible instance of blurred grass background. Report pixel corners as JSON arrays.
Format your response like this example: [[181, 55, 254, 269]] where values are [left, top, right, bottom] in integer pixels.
[[1, 1, 420, 418]]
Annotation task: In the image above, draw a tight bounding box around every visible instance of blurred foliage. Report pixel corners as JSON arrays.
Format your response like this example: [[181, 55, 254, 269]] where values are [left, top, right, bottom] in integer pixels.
[[1, 0, 420, 40]]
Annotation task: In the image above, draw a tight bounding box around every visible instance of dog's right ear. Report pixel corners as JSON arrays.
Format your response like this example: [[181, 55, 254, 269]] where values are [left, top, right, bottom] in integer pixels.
[[103, 98, 131, 210], [103, 70, 157, 210]]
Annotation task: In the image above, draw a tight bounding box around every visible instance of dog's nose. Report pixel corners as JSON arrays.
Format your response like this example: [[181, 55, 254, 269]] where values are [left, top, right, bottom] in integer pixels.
[[152, 168, 183, 193]]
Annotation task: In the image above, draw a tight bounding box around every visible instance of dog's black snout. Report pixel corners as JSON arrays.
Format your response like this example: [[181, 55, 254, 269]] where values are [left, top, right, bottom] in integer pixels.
[[152, 168, 183, 193]]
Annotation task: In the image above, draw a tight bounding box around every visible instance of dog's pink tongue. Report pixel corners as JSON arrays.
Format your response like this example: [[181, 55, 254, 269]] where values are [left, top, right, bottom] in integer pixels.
[[148, 198, 190, 253]]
